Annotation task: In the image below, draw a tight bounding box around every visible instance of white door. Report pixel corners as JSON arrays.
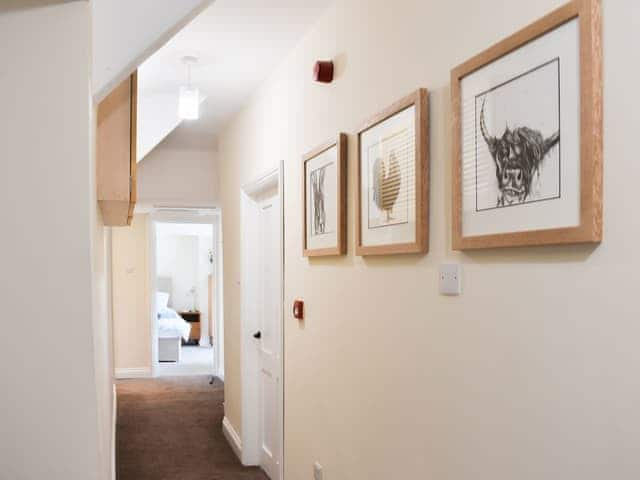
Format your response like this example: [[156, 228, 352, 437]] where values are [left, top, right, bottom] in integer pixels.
[[257, 195, 282, 480]]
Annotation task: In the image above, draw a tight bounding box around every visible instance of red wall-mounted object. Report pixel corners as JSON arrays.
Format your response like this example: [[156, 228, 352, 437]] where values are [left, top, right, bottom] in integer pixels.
[[293, 299, 304, 320], [313, 60, 334, 83]]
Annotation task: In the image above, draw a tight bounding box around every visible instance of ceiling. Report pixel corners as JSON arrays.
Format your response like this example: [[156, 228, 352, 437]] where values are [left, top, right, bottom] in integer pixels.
[[137, 0, 332, 160]]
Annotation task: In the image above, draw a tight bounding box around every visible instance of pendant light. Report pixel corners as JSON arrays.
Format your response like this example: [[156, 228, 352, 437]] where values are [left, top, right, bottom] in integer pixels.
[[178, 56, 200, 120]]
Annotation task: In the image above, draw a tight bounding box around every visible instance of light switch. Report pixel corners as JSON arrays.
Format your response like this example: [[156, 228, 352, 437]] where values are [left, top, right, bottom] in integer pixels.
[[439, 264, 462, 296]]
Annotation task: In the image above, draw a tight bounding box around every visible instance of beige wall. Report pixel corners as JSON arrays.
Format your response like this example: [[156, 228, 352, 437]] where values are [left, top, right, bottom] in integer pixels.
[[137, 132, 220, 210], [91, 205, 113, 480], [112, 215, 152, 371], [91, 103, 115, 480], [219, 0, 640, 478], [0, 2, 108, 478]]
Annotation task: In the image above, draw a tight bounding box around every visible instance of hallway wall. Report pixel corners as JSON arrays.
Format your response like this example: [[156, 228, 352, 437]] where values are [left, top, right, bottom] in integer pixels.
[[0, 2, 107, 478], [137, 132, 220, 210], [218, 0, 640, 478], [112, 215, 152, 373], [157, 234, 199, 312], [91, 111, 116, 480]]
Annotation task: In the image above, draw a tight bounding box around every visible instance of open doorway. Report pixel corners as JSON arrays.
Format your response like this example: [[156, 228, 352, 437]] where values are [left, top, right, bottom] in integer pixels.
[[149, 209, 224, 379], [228, 165, 283, 480]]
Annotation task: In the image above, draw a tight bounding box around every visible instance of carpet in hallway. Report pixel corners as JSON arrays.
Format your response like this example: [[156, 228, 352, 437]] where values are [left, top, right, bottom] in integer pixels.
[[117, 376, 269, 480]]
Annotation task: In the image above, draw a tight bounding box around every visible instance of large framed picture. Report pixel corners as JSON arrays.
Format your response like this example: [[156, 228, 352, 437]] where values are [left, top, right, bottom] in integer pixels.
[[356, 89, 429, 255], [303, 133, 347, 257], [451, 0, 602, 249]]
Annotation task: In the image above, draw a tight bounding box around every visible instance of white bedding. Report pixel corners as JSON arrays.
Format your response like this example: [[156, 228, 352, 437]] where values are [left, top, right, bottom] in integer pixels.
[[158, 307, 191, 341]]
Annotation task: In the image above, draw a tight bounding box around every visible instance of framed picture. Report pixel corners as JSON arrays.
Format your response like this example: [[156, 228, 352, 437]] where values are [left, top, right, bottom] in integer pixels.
[[451, 0, 602, 249], [356, 89, 429, 256], [303, 133, 347, 257]]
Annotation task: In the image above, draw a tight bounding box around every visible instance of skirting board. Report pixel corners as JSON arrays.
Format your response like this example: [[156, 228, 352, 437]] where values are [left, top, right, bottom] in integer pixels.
[[222, 416, 242, 462], [114, 367, 152, 379]]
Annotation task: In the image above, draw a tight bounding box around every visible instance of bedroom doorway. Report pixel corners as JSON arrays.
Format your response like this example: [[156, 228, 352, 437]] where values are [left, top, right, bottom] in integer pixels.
[[233, 165, 284, 480], [149, 209, 224, 379]]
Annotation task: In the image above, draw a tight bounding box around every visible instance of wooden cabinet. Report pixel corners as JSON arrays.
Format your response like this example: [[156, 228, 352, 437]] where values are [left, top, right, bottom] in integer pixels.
[[97, 72, 137, 226]]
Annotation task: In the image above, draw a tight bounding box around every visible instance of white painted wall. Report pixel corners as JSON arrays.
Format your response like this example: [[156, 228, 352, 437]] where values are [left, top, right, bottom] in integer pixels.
[[0, 2, 107, 478], [156, 227, 213, 325], [136, 89, 207, 162], [137, 132, 220, 210], [136, 92, 182, 162], [218, 1, 640, 478], [92, 0, 213, 102], [157, 234, 198, 312]]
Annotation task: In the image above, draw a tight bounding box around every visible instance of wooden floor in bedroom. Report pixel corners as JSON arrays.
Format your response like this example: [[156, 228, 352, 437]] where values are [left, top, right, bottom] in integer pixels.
[[116, 376, 269, 480]]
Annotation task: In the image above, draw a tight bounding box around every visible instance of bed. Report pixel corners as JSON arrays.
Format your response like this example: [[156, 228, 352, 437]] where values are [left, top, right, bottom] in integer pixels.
[[158, 305, 191, 362], [157, 278, 191, 363]]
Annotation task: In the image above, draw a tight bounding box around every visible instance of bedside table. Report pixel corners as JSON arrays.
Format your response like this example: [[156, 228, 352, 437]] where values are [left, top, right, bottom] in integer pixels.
[[180, 311, 201, 345]]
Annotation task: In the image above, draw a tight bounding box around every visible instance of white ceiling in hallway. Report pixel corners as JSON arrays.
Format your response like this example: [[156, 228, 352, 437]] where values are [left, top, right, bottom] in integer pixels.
[[137, 0, 333, 160]]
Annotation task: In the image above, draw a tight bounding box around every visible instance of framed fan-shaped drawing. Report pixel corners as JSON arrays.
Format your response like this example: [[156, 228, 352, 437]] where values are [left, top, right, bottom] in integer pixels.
[[451, 0, 602, 249], [356, 89, 429, 256], [303, 133, 347, 257]]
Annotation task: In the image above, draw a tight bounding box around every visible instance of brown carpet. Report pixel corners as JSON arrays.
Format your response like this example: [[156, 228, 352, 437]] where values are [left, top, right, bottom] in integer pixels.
[[117, 376, 269, 480]]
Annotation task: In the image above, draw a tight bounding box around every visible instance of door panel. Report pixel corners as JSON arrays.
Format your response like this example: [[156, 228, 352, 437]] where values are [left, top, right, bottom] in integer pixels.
[[258, 198, 281, 480]]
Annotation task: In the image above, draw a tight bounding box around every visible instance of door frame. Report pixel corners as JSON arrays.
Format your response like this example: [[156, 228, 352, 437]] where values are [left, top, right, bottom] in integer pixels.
[[239, 163, 284, 479], [147, 208, 223, 378]]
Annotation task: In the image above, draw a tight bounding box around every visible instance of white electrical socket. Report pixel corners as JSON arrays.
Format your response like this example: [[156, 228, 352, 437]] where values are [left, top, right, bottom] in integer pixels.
[[439, 264, 462, 295], [313, 462, 323, 480]]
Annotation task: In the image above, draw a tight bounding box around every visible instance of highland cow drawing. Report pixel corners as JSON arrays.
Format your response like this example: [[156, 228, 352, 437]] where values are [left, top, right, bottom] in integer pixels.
[[480, 99, 560, 207], [474, 58, 561, 212]]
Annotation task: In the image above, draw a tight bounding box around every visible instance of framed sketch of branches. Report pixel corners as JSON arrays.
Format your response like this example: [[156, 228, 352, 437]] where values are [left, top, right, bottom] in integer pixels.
[[356, 89, 429, 256], [303, 133, 347, 257], [451, 0, 602, 249]]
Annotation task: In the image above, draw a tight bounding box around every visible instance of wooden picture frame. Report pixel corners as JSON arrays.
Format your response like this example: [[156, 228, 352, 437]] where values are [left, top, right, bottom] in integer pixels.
[[302, 133, 348, 257], [451, 0, 602, 250], [356, 88, 429, 256]]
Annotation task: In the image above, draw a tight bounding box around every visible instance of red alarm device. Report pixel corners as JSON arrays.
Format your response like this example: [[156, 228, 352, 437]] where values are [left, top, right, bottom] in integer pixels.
[[313, 60, 334, 83], [293, 299, 304, 320]]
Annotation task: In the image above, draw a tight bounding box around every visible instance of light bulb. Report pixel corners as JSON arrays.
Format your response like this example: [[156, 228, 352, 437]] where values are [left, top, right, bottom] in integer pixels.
[[178, 85, 200, 120]]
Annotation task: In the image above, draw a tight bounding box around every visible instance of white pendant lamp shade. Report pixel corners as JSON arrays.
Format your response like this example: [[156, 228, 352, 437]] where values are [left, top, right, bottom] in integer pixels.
[[179, 85, 200, 120], [178, 56, 200, 120]]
